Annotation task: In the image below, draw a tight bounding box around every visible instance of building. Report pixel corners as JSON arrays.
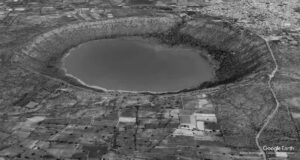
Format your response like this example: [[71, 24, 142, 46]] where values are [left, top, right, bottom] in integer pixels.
[[196, 121, 204, 130], [119, 117, 136, 123], [14, 7, 26, 11], [177, 109, 220, 135], [173, 128, 196, 136], [107, 13, 113, 18], [194, 113, 217, 122], [179, 115, 219, 130], [118, 108, 136, 123], [275, 152, 288, 158], [178, 115, 196, 130], [63, 0, 88, 4]]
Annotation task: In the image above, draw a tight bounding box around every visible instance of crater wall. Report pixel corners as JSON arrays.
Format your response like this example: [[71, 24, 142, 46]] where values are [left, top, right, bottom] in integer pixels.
[[179, 18, 274, 84], [14, 15, 274, 93], [14, 16, 181, 67]]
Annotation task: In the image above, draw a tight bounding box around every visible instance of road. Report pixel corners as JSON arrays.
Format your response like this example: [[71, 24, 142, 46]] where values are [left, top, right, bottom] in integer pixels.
[[255, 36, 280, 160]]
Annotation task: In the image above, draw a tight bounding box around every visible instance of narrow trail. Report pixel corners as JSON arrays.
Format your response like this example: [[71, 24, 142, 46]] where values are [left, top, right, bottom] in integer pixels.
[[255, 37, 280, 160]]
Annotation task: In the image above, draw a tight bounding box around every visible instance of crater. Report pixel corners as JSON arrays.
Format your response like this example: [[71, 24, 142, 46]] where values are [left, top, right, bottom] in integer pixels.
[[63, 37, 214, 92], [14, 15, 275, 94]]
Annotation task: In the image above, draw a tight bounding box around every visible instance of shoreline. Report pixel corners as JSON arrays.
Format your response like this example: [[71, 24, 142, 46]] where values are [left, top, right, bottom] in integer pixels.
[[61, 36, 217, 94]]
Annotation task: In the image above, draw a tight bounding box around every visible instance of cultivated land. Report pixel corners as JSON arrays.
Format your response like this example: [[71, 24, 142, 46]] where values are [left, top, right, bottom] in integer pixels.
[[0, 0, 300, 160]]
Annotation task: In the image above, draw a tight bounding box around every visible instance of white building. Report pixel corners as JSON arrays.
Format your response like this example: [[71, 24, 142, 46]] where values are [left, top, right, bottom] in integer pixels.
[[196, 121, 204, 130], [119, 108, 136, 123], [194, 113, 217, 122], [177, 112, 220, 135], [119, 117, 136, 123], [14, 7, 26, 12], [107, 13, 114, 18], [275, 152, 288, 158]]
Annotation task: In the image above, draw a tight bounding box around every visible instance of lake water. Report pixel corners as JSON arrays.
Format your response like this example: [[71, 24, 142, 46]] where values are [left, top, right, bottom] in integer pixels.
[[64, 38, 214, 92]]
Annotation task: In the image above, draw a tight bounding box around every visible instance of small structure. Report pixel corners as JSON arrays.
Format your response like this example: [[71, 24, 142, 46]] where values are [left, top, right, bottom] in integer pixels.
[[196, 121, 204, 130], [194, 113, 217, 122], [14, 7, 26, 12], [173, 128, 194, 136], [178, 115, 196, 130], [107, 13, 114, 18], [118, 108, 136, 123], [119, 117, 136, 123], [275, 152, 288, 158]]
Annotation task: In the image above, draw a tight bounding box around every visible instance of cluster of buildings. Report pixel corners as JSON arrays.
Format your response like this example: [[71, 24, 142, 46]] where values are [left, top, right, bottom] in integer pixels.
[[173, 94, 221, 140], [117, 94, 222, 142], [0, 0, 228, 22], [0, 0, 224, 16]]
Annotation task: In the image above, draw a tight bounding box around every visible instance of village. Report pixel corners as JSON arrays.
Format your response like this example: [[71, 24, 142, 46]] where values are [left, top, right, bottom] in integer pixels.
[[117, 94, 222, 144], [115, 93, 296, 159], [0, 0, 223, 23], [2, 89, 293, 159]]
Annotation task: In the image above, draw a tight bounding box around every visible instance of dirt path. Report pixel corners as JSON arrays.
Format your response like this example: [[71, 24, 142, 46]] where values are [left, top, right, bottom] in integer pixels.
[[255, 36, 280, 160]]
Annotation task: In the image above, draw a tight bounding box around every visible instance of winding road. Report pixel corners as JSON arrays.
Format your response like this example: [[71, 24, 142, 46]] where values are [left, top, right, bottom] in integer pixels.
[[255, 36, 280, 160]]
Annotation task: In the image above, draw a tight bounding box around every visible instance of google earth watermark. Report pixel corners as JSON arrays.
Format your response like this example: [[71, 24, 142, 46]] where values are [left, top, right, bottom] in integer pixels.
[[262, 145, 296, 152]]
